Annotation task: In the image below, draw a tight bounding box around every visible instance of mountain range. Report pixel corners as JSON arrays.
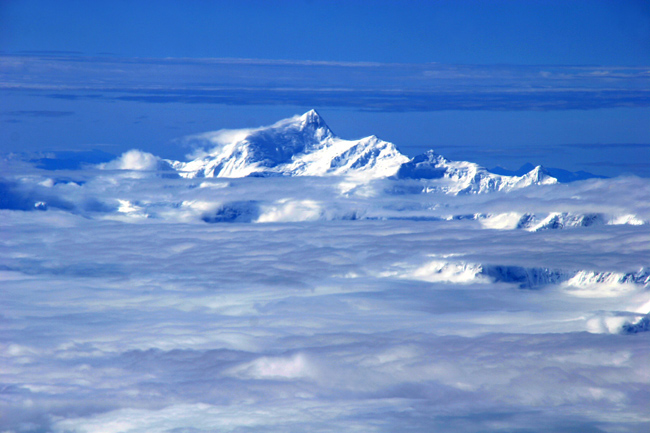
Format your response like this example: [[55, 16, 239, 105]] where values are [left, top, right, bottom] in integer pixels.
[[3, 110, 644, 231], [167, 110, 559, 194]]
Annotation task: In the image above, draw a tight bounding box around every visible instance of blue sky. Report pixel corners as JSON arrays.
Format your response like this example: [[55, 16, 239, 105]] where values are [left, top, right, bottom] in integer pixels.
[[3, 0, 650, 64], [1, 0, 649, 176]]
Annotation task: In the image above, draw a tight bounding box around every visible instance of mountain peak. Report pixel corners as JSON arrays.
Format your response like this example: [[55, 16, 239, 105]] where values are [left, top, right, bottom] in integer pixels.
[[298, 109, 328, 130], [526, 165, 552, 181], [169, 112, 561, 190]]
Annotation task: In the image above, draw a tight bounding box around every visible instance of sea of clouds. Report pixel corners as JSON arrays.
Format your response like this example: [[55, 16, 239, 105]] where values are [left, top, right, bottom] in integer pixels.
[[1, 154, 649, 432]]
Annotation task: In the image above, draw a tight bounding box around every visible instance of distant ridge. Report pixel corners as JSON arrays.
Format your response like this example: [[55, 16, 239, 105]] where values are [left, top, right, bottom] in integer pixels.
[[489, 163, 607, 183]]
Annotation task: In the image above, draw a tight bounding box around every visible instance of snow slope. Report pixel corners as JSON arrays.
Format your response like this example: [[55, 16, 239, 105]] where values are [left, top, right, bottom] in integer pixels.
[[171, 110, 409, 180], [169, 110, 557, 193], [402, 259, 650, 291], [396, 150, 557, 194]]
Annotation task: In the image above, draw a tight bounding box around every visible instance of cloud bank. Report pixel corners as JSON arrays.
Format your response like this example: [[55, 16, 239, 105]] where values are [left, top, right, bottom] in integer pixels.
[[1, 153, 649, 432]]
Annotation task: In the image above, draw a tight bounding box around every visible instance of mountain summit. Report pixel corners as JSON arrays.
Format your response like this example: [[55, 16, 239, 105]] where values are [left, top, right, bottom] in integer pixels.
[[172, 110, 407, 179], [300, 109, 330, 130], [167, 110, 557, 193]]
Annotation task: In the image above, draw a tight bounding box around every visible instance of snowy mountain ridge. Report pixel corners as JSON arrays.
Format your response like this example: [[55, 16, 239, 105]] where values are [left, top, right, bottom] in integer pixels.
[[404, 259, 650, 291], [397, 149, 556, 194], [171, 110, 409, 180], [460, 212, 645, 231], [400, 259, 650, 333], [9, 110, 646, 230], [168, 110, 557, 194]]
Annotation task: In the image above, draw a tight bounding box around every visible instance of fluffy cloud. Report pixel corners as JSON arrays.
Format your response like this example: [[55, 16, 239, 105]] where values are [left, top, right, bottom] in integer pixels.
[[1, 159, 649, 432], [100, 149, 162, 171]]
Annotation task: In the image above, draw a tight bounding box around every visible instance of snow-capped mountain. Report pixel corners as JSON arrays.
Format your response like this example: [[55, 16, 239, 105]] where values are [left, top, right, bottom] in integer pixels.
[[470, 211, 646, 231], [405, 259, 650, 291], [18, 110, 645, 228], [171, 110, 408, 180], [490, 163, 607, 183], [396, 150, 557, 194], [169, 110, 557, 193]]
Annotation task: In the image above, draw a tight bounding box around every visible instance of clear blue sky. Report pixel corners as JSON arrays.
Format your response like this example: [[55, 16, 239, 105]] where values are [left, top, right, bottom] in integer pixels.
[[1, 0, 649, 176], [3, 0, 650, 65]]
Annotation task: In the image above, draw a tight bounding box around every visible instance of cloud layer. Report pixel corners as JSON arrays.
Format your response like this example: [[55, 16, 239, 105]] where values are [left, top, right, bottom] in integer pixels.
[[1, 156, 649, 432]]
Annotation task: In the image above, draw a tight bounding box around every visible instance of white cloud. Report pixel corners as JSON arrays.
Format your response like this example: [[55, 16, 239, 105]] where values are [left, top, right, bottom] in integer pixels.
[[1, 161, 649, 432], [100, 149, 161, 171], [256, 199, 323, 222], [227, 353, 315, 380], [183, 128, 257, 159]]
